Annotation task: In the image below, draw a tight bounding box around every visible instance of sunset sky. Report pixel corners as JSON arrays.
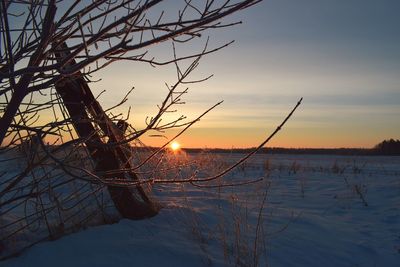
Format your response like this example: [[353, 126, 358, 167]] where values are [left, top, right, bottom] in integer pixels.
[[90, 0, 400, 149]]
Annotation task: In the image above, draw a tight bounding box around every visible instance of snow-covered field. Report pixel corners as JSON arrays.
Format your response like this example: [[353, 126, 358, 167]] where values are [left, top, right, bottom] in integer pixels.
[[2, 153, 400, 266]]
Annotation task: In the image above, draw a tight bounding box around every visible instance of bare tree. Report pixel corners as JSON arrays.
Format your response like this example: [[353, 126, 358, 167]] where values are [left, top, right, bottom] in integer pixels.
[[0, 0, 302, 259], [0, 0, 264, 142]]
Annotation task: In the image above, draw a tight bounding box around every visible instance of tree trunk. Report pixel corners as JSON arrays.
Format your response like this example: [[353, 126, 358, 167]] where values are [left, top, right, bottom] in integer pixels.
[[53, 42, 159, 219]]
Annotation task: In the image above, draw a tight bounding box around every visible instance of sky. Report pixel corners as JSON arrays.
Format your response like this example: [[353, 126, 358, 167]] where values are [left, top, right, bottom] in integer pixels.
[[85, 0, 400, 149]]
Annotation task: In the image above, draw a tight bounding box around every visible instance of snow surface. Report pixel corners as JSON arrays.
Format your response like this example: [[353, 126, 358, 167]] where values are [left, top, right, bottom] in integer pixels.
[[2, 153, 400, 266]]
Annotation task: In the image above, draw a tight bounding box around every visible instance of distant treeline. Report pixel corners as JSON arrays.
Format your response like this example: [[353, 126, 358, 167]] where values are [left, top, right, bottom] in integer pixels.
[[7, 139, 400, 156], [373, 139, 400, 155], [184, 139, 400, 156]]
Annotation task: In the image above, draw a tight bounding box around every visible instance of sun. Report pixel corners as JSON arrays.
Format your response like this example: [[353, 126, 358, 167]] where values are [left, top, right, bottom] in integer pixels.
[[170, 141, 181, 152]]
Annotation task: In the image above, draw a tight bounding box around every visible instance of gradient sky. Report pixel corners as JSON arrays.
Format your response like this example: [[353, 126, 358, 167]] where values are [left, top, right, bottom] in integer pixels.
[[90, 0, 400, 149]]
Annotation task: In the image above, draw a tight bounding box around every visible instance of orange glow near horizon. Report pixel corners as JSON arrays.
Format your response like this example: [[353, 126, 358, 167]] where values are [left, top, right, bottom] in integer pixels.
[[16, 120, 391, 150], [138, 127, 387, 150]]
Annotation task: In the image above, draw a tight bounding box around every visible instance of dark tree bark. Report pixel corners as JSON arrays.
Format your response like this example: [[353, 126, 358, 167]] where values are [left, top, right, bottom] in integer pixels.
[[54, 42, 159, 219]]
